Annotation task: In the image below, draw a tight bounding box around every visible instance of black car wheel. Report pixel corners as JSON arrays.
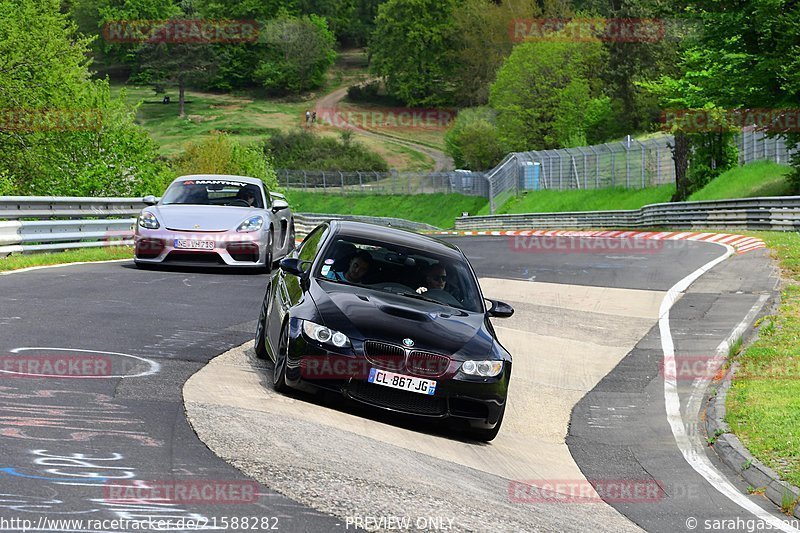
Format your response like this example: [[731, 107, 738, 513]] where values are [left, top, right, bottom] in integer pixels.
[[272, 320, 290, 393], [466, 404, 505, 442], [254, 283, 271, 360]]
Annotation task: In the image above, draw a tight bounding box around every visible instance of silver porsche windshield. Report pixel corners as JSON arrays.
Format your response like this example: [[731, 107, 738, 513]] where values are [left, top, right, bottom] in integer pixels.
[[161, 178, 264, 208], [316, 237, 483, 313]]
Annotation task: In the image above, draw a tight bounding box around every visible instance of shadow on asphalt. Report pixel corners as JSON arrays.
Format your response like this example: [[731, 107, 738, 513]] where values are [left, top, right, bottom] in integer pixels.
[[244, 347, 494, 446]]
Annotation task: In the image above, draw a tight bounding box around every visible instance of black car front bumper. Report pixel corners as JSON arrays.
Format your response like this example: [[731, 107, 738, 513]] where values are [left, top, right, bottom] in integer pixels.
[[283, 325, 509, 430]]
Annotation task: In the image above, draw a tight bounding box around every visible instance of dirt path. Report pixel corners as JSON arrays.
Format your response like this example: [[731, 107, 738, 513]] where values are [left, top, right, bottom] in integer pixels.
[[315, 86, 454, 172]]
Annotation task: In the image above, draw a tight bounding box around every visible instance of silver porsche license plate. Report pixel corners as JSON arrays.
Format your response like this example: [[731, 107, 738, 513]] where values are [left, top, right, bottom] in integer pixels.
[[174, 239, 214, 250], [368, 368, 437, 395]]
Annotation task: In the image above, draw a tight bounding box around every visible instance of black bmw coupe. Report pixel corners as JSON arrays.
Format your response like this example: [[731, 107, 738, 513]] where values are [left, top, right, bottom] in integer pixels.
[[254, 220, 514, 441]]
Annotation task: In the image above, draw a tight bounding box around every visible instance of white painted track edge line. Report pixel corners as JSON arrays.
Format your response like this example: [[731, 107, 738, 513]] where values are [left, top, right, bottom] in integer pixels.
[[660, 243, 800, 532]]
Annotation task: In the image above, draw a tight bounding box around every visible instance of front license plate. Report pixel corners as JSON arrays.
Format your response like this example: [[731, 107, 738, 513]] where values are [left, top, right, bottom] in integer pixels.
[[174, 239, 214, 250], [368, 368, 437, 395]]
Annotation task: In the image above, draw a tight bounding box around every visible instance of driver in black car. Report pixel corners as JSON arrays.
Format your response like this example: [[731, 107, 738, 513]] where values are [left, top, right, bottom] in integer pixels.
[[327, 250, 373, 283], [416, 263, 447, 294]]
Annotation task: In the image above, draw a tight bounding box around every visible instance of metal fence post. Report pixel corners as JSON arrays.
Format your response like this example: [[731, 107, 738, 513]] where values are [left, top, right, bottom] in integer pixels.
[[340, 171, 345, 195], [611, 150, 616, 188], [358, 171, 363, 192], [322, 171, 326, 194], [488, 175, 495, 214], [303, 171, 308, 191]]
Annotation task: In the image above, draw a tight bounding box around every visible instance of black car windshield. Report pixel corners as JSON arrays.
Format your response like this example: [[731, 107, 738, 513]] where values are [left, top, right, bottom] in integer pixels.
[[161, 178, 263, 208], [315, 237, 483, 313]]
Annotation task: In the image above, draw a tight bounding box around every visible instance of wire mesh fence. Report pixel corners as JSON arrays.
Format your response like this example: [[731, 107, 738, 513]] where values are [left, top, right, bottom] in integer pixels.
[[486, 131, 798, 213], [276, 169, 489, 197], [277, 130, 797, 214]]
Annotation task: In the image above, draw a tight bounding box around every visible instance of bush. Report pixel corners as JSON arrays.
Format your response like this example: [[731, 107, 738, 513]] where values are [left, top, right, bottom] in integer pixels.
[[265, 129, 389, 171], [445, 107, 506, 170], [346, 81, 381, 102], [172, 135, 278, 191]]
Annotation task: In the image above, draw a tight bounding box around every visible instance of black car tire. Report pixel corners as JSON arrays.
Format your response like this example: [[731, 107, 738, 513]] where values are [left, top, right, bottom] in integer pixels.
[[466, 404, 505, 442], [254, 283, 271, 360], [272, 320, 290, 393]]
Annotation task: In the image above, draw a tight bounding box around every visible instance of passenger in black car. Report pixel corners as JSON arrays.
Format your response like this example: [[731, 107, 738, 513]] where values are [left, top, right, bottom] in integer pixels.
[[416, 263, 447, 294]]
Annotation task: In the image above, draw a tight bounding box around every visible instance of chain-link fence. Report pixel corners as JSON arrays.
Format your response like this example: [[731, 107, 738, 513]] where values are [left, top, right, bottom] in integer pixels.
[[276, 169, 488, 197], [278, 131, 797, 214], [739, 129, 796, 165], [486, 131, 798, 213]]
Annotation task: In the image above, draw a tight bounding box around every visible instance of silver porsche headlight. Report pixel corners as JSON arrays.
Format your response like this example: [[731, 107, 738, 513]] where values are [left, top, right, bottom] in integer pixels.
[[460, 360, 503, 377], [302, 320, 351, 348], [138, 212, 160, 230], [237, 216, 264, 232]]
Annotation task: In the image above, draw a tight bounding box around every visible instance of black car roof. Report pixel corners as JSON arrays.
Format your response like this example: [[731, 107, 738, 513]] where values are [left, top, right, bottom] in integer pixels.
[[329, 220, 464, 259]]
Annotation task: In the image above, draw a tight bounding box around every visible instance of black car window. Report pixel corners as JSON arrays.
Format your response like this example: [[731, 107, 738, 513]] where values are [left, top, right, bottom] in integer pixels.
[[298, 225, 327, 263], [315, 236, 483, 313]]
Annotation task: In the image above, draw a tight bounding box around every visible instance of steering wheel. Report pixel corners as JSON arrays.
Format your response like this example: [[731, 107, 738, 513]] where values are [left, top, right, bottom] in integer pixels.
[[229, 199, 251, 207]]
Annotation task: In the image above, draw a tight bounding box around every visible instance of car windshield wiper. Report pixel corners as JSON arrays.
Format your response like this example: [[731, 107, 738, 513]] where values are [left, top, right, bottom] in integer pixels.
[[391, 290, 450, 306]]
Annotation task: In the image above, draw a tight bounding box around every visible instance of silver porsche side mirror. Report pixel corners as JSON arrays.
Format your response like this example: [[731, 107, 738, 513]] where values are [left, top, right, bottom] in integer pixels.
[[142, 195, 158, 206], [272, 199, 289, 213]]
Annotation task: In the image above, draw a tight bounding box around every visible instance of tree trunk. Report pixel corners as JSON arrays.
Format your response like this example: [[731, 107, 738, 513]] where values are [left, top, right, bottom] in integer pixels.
[[672, 131, 689, 202], [179, 83, 186, 118]]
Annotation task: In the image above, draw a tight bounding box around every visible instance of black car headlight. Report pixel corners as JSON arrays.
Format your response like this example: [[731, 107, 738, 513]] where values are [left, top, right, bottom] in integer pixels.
[[460, 360, 503, 377], [138, 212, 160, 230], [301, 320, 351, 348]]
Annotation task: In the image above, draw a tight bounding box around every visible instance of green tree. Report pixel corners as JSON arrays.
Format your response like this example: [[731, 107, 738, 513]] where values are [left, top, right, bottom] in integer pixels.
[[255, 13, 336, 93], [445, 107, 506, 170], [70, 0, 181, 69], [135, 34, 220, 117], [0, 0, 171, 195], [489, 40, 608, 150], [450, 0, 543, 107], [370, 0, 458, 106], [174, 135, 278, 190]]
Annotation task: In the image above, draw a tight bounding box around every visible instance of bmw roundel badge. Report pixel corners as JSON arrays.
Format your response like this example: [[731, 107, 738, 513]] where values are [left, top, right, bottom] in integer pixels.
[[402, 338, 415, 347]]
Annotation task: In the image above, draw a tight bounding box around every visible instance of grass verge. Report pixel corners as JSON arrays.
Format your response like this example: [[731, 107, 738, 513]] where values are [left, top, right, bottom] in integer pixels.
[[688, 162, 793, 201], [286, 192, 487, 229], [726, 231, 800, 487], [488, 161, 794, 215], [0, 246, 133, 272]]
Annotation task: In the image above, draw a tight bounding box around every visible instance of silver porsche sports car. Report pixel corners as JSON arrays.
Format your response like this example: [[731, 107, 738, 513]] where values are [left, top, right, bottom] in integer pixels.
[[134, 175, 295, 269]]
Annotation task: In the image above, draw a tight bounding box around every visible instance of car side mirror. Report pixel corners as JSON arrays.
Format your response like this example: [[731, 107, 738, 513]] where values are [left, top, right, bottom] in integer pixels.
[[142, 195, 158, 206], [272, 199, 289, 213], [279, 257, 307, 277], [486, 299, 514, 318]]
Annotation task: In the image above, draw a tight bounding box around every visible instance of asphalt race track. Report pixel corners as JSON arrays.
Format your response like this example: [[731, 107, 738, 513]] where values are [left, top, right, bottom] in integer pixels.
[[0, 235, 789, 532]]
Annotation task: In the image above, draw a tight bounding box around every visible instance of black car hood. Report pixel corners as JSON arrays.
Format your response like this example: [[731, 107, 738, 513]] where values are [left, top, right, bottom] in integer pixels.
[[311, 280, 494, 358]]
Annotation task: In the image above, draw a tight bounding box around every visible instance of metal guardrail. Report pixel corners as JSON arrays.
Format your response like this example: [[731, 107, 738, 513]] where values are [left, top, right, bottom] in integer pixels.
[[0, 196, 442, 257], [456, 196, 800, 232]]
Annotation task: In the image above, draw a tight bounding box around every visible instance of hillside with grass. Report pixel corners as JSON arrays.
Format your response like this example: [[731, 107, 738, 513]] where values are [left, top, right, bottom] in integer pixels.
[[287, 161, 794, 229]]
